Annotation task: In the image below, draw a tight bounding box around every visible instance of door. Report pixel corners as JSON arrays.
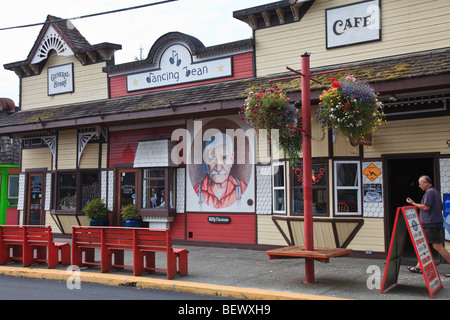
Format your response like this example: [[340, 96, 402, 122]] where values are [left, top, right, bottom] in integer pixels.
[[118, 169, 137, 212], [27, 173, 44, 225], [385, 156, 436, 258]]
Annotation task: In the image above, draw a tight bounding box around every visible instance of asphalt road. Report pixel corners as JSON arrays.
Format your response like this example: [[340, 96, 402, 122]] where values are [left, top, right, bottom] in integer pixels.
[[0, 275, 229, 300]]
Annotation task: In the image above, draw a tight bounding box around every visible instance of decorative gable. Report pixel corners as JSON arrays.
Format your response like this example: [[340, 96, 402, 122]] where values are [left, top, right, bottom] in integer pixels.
[[31, 25, 74, 64], [4, 15, 121, 78]]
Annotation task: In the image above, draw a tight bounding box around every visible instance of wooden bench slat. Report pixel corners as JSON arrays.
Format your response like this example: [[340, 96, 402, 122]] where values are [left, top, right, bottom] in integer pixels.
[[266, 246, 352, 263], [0, 225, 70, 268], [71, 226, 188, 279]]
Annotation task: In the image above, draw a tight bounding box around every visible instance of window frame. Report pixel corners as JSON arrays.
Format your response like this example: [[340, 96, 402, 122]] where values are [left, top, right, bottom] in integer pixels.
[[137, 167, 177, 218], [7, 174, 20, 207], [54, 169, 101, 214], [290, 160, 329, 216], [272, 161, 286, 214], [333, 160, 362, 216]]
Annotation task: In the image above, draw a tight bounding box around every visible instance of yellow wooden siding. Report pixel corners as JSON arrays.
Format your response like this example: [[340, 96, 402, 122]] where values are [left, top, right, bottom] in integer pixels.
[[364, 116, 450, 158], [290, 221, 336, 247], [21, 148, 52, 171], [58, 129, 77, 169], [79, 143, 99, 169], [257, 215, 289, 246], [348, 218, 385, 252], [101, 144, 108, 169], [44, 211, 59, 233], [259, 215, 383, 251], [54, 214, 89, 234], [21, 52, 108, 111], [255, 0, 450, 76], [333, 132, 361, 157]]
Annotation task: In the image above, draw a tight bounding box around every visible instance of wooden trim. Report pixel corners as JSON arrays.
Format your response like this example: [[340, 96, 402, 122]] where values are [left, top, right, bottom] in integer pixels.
[[271, 216, 364, 248]]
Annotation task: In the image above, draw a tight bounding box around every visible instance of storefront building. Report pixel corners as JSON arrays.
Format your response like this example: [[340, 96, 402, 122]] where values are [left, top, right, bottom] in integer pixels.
[[0, 101, 20, 225], [0, 1, 449, 258]]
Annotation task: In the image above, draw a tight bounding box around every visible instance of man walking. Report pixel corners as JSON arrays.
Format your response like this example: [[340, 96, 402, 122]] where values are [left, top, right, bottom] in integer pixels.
[[406, 176, 450, 277]]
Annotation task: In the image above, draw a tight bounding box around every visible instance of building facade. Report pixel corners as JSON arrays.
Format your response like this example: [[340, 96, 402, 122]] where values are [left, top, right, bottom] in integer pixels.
[[0, 1, 449, 258], [0, 101, 20, 225]]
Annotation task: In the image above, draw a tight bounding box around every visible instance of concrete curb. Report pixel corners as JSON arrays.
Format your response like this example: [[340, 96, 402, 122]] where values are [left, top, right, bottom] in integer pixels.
[[0, 266, 345, 300]]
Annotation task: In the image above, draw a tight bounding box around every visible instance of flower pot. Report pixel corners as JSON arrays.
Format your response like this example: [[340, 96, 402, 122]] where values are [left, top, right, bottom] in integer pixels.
[[125, 219, 143, 228], [350, 134, 372, 147], [90, 218, 110, 226]]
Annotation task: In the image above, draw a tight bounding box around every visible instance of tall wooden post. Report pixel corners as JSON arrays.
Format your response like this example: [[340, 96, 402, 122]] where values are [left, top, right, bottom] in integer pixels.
[[301, 54, 314, 284]]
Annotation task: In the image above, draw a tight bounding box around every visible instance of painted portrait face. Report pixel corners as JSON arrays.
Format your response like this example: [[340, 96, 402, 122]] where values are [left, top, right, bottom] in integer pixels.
[[205, 144, 234, 185]]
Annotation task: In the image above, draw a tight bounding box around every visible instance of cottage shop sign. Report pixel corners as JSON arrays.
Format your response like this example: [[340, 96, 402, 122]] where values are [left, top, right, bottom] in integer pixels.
[[48, 63, 74, 96], [127, 44, 232, 92], [326, 0, 381, 49]]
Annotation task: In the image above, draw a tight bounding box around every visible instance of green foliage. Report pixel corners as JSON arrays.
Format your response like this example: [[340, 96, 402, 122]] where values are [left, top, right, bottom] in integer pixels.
[[82, 198, 109, 220], [316, 75, 386, 141], [240, 85, 302, 164], [121, 204, 141, 220]]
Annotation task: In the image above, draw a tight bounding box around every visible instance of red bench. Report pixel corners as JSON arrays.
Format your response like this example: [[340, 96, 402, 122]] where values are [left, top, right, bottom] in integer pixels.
[[72, 226, 188, 279], [0, 225, 70, 268]]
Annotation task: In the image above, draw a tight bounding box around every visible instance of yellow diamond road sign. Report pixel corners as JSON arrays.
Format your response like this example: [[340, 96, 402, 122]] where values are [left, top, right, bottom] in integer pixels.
[[363, 163, 381, 182]]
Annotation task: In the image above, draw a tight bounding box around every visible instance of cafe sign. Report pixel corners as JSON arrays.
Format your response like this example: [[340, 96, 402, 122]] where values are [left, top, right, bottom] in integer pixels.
[[48, 63, 74, 96], [326, 0, 381, 49], [127, 44, 232, 92]]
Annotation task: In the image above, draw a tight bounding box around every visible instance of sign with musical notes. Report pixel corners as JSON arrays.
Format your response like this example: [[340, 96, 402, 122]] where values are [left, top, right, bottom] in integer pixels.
[[127, 44, 232, 92]]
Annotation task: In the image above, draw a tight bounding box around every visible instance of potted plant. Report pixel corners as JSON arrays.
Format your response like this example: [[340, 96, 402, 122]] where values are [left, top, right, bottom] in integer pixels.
[[315, 75, 386, 146], [121, 204, 143, 227], [240, 85, 302, 163], [82, 198, 109, 226]]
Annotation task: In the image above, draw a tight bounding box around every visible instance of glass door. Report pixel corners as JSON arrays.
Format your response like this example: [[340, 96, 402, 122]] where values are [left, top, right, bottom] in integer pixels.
[[27, 173, 44, 225], [118, 169, 137, 212]]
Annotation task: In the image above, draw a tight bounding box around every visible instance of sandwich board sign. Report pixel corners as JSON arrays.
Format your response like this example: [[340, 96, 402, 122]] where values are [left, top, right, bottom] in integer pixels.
[[381, 206, 443, 298]]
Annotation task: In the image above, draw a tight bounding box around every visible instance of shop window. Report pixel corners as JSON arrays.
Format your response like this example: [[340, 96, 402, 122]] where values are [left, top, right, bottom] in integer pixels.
[[140, 168, 176, 214], [272, 162, 286, 214], [58, 173, 77, 210], [334, 161, 361, 216], [57, 171, 100, 211], [81, 172, 100, 209], [8, 175, 19, 206], [291, 162, 328, 215]]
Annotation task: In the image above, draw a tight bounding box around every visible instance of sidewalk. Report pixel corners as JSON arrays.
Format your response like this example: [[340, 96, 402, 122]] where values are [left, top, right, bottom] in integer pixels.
[[1, 243, 449, 300]]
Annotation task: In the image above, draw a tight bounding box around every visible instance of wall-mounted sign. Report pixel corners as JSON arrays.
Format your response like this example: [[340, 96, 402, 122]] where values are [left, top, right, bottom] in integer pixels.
[[127, 44, 232, 92], [363, 184, 382, 202], [208, 216, 231, 224], [326, 0, 381, 49], [48, 63, 74, 96], [363, 162, 381, 182]]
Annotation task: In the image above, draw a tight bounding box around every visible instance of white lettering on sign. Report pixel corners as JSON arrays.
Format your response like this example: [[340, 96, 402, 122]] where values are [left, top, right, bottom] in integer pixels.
[[48, 63, 74, 95], [326, 0, 381, 49], [403, 208, 442, 293], [127, 44, 232, 92]]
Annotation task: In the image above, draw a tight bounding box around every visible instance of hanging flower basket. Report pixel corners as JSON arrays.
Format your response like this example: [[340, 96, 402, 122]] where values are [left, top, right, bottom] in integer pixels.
[[350, 133, 372, 147], [240, 86, 302, 163], [315, 75, 386, 146]]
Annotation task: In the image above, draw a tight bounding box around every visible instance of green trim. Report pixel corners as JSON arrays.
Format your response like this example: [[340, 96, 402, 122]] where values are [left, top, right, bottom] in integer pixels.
[[0, 165, 19, 225]]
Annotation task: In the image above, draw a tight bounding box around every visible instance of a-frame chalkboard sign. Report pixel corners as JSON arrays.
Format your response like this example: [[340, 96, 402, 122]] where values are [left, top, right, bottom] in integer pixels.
[[381, 206, 443, 298]]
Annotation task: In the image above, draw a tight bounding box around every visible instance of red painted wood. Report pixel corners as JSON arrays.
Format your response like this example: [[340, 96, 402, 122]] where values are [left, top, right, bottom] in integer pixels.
[[5, 208, 17, 225], [185, 213, 255, 244], [109, 52, 253, 98], [170, 213, 185, 240], [109, 126, 184, 168]]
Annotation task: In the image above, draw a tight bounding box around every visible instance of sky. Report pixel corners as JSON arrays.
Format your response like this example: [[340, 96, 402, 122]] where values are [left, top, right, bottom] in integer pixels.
[[0, 0, 276, 105]]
